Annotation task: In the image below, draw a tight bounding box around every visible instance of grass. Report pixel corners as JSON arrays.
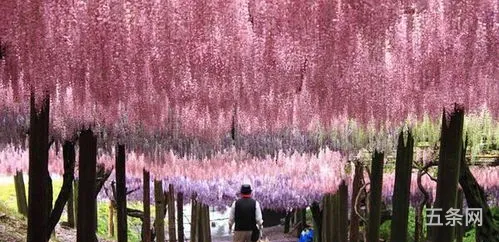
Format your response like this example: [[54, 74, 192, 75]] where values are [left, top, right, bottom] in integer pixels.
[[0, 176, 149, 242]]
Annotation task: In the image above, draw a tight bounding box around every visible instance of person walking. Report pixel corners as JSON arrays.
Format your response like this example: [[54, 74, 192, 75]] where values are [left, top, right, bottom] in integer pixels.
[[228, 184, 264, 242]]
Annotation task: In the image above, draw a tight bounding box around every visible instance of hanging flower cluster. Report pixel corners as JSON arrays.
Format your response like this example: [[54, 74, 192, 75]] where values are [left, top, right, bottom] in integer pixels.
[[0, 0, 497, 145]]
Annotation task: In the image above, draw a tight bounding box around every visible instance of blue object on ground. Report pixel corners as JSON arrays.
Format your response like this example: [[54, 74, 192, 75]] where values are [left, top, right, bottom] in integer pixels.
[[298, 229, 314, 242]]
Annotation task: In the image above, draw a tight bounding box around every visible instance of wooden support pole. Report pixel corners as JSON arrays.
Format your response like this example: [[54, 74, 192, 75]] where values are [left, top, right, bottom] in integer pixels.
[[154, 180, 165, 242], [367, 150, 384, 242], [204, 204, 212, 242], [168, 184, 177, 242], [116, 144, 127, 242], [67, 179, 75, 228], [338, 180, 349, 242], [190, 198, 198, 242], [177, 192, 184, 242], [434, 107, 464, 242], [27, 93, 50, 242], [77, 129, 97, 242], [391, 131, 414, 242], [109, 200, 114, 237], [143, 169, 151, 242], [14, 170, 28, 216], [456, 189, 464, 242]]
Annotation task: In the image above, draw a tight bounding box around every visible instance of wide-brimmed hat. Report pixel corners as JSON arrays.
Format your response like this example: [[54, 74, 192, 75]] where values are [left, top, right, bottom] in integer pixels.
[[240, 184, 252, 195]]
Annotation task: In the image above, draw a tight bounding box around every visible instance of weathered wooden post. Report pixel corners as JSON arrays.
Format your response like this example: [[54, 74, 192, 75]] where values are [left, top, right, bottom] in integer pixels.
[[390, 131, 414, 242], [154, 180, 165, 242], [177, 192, 184, 242], [434, 107, 464, 241], [367, 150, 384, 242], [116, 144, 127, 242], [27, 93, 50, 242], [143, 169, 151, 242], [77, 129, 97, 242], [168, 184, 177, 242]]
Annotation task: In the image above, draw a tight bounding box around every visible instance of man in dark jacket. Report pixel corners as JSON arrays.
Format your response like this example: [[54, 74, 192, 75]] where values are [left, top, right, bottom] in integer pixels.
[[228, 184, 264, 242]]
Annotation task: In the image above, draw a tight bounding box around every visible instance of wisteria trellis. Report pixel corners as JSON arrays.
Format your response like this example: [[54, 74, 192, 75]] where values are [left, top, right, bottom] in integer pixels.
[[0, 0, 498, 209]]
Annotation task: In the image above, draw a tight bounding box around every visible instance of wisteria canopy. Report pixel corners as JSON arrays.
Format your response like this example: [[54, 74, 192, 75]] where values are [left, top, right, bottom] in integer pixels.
[[0, 0, 498, 209]]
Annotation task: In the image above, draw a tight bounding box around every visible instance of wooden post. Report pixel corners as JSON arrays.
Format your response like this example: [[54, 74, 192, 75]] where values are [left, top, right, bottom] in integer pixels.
[[154, 180, 165, 242], [116, 144, 127, 242], [196, 201, 203, 242], [74, 180, 78, 226], [177, 192, 184, 242], [14, 170, 28, 216], [143, 169, 151, 242], [77, 129, 97, 242], [168, 184, 177, 242], [390, 131, 414, 242], [109, 200, 115, 237], [27, 93, 50, 242], [338, 180, 349, 242], [456, 189, 464, 242], [349, 161, 363, 242], [204, 204, 212, 242], [190, 198, 198, 242], [67, 179, 75, 228], [434, 107, 464, 242], [367, 150, 384, 242]]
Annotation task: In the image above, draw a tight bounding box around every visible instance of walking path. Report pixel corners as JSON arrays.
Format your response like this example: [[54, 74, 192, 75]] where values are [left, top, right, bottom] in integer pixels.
[[213, 225, 297, 242]]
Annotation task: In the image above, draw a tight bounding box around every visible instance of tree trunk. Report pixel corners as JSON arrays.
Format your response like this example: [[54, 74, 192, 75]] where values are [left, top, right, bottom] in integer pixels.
[[154, 180, 165, 242], [367, 150, 384, 242], [191, 198, 198, 242], [177, 192, 184, 242], [47, 141, 76, 239], [143, 169, 151, 242], [14, 170, 28, 216], [391, 131, 414, 242], [434, 107, 464, 242], [168, 184, 177, 242], [77, 129, 98, 242], [116, 144, 127, 242], [27, 93, 50, 242], [350, 161, 363, 242], [338, 180, 349, 242]]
